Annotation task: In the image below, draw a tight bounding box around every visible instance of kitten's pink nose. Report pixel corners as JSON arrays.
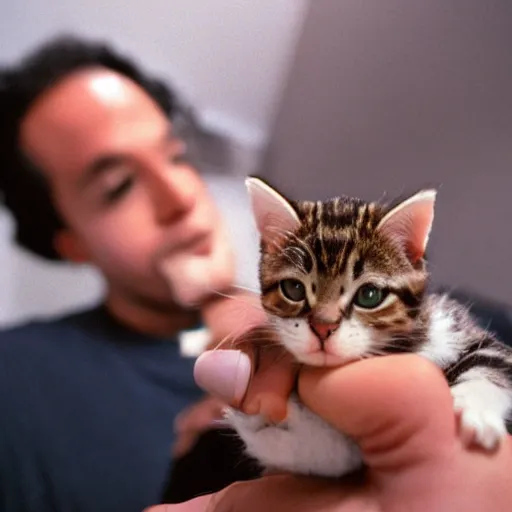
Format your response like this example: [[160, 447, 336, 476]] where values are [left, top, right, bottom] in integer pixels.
[[309, 321, 340, 342]]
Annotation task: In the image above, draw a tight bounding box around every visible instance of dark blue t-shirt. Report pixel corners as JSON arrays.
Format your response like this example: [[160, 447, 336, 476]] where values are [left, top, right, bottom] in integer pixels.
[[0, 305, 205, 512]]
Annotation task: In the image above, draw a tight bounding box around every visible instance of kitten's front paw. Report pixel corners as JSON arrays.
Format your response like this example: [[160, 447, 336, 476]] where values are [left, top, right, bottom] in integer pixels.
[[452, 393, 507, 451]]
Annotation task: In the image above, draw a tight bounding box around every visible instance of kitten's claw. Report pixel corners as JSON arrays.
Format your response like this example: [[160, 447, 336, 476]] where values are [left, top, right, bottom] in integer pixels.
[[458, 409, 506, 451], [452, 394, 507, 451]]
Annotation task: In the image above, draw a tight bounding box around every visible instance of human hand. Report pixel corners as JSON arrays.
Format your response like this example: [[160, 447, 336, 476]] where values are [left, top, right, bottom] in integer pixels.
[[147, 352, 512, 511], [172, 396, 226, 459], [200, 291, 298, 424], [173, 291, 294, 458]]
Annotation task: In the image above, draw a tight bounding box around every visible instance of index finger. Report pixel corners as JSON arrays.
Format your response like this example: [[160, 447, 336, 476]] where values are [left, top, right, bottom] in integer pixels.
[[298, 354, 457, 470]]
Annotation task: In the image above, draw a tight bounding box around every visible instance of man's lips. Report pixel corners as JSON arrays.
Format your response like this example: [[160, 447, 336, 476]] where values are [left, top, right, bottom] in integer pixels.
[[190, 233, 213, 256], [164, 230, 213, 258]]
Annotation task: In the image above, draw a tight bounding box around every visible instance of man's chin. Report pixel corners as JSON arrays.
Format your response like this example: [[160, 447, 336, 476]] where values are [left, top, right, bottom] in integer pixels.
[[159, 254, 234, 308]]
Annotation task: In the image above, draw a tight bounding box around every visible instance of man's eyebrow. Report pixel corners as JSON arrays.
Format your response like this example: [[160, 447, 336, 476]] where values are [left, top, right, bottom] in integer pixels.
[[80, 125, 175, 186], [80, 155, 128, 187]]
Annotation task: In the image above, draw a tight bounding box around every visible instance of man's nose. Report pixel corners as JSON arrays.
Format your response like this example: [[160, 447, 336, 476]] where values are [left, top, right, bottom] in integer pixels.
[[150, 169, 196, 225]]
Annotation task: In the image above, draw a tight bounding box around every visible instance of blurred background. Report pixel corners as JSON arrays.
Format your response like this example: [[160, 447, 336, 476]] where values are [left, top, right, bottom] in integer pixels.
[[1, 0, 511, 326]]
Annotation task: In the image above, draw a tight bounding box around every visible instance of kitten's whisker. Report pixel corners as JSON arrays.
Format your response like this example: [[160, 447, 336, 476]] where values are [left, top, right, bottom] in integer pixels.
[[362, 348, 394, 359], [278, 250, 304, 271], [232, 284, 261, 294], [266, 225, 309, 249], [266, 238, 300, 268], [283, 247, 308, 274], [263, 227, 311, 274], [213, 336, 283, 351], [265, 225, 312, 254], [206, 288, 265, 313], [211, 322, 282, 347]]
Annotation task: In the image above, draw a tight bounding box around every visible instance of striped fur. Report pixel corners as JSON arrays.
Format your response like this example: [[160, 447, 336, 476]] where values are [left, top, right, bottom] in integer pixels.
[[259, 195, 430, 365], [226, 179, 512, 478]]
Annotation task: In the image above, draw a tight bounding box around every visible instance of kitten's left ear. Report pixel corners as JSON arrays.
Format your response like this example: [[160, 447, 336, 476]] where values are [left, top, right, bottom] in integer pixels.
[[245, 177, 301, 251], [376, 189, 437, 263]]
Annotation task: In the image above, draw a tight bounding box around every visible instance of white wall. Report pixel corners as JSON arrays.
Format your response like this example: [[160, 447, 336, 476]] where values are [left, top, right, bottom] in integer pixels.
[[264, 0, 512, 305], [0, 2, 309, 326], [0, 0, 308, 148]]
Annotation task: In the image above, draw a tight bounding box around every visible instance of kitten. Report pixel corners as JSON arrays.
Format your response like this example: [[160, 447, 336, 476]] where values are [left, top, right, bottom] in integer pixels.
[[225, 177, 512, 478]]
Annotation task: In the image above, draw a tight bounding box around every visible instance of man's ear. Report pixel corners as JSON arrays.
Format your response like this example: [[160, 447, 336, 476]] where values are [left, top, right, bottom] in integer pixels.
[[54, 230, 91, 263]]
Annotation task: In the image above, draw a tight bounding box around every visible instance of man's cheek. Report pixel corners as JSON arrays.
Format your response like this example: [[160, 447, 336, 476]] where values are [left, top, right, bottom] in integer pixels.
[[159, 242, 234, 307], [86, 232, 145, 273], [160, 254, 214, 307]]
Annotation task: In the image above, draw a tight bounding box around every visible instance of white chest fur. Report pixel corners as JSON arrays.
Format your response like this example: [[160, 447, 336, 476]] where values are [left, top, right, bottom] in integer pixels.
[[225, 393, 363, 477]]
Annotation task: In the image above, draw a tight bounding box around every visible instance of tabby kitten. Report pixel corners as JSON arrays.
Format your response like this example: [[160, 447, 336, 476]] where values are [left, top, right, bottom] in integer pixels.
[[225, 177, 512, 478]]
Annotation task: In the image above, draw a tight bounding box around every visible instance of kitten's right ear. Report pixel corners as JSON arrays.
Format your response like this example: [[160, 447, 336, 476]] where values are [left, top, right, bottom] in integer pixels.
[[245, 177, 301, 252]]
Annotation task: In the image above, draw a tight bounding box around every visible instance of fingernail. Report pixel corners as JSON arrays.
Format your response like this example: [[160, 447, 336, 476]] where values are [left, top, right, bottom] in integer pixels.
[[194, 350, 251, 405]]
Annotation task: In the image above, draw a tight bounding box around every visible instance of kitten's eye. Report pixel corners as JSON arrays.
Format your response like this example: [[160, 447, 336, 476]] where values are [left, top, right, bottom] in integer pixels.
[[354, 284, 387, 309], [280, 279, 306, 302]]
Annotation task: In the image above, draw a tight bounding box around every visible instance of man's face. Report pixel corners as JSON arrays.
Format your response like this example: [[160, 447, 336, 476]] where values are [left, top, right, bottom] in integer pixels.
[[19, 68, 234, 308]]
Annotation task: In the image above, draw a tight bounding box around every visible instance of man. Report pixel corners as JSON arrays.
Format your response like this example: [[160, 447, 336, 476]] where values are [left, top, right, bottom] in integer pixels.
[[0, 35, 260, 512]]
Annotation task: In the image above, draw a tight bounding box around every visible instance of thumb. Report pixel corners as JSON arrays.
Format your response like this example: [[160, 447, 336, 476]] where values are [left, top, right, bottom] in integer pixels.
[[194, 326, 295, 416], [298, 354, 458, 474]]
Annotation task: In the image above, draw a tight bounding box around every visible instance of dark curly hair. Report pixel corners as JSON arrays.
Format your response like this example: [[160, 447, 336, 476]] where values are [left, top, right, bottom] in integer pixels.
[[0, 34, 180, 260]]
